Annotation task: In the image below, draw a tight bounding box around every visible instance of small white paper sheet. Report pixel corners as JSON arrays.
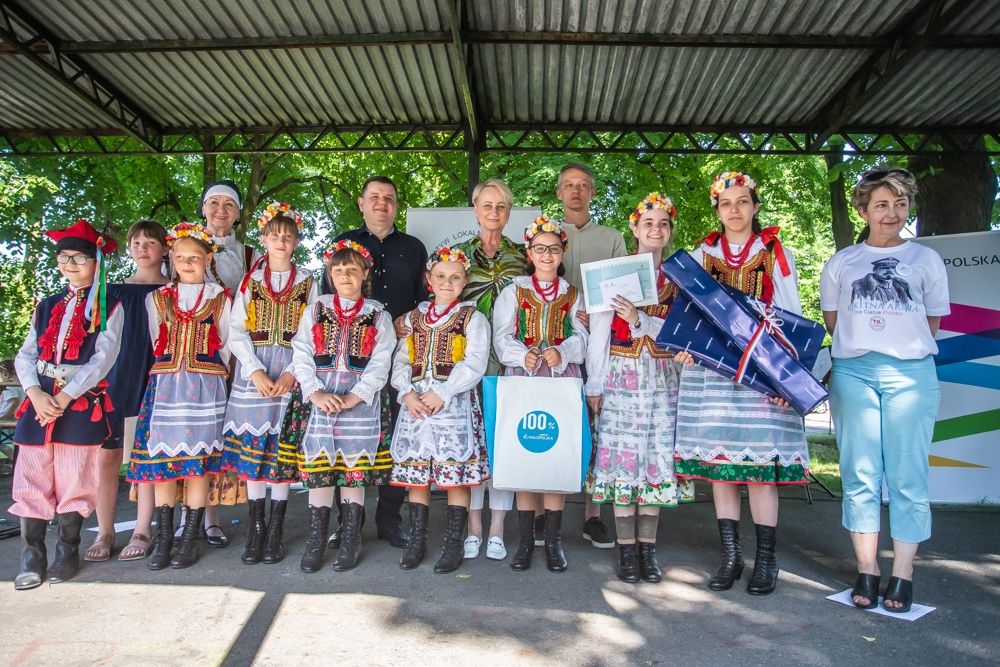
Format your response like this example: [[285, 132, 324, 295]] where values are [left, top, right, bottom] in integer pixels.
[[87, 520, 136, 534], [599, 272, 644, 306], [827, 588, 936, 621]]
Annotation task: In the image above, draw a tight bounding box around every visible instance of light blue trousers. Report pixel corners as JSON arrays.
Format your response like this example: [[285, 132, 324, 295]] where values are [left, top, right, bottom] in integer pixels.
[[829, 352, 939, 543]]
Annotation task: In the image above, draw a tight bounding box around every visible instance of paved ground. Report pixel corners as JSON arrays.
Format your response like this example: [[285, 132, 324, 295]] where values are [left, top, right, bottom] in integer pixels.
[[0, 477, 997, 667]]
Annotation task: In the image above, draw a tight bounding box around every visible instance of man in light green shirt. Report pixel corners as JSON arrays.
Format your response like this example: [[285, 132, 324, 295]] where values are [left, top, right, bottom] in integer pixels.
[[557, 163, 628, 290]]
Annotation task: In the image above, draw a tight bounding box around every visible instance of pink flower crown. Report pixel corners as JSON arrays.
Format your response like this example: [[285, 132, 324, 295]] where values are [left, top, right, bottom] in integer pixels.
[[166, 222, 218, 253], [323, 239, 373, 267], [630, 192, 678, 225], [257, 201, 304, 231], [427, 245, 471, 271], [710, 171, 758, 207], [524, 215, 568, 245]]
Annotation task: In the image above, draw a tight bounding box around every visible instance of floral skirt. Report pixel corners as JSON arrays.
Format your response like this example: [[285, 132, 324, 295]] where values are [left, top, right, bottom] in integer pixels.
[[279, 387, 393, 489], [220, 430, 299, 484]]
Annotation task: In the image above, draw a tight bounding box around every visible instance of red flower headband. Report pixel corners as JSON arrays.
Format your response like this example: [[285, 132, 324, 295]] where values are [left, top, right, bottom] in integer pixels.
[[323, 239, 373, 267]]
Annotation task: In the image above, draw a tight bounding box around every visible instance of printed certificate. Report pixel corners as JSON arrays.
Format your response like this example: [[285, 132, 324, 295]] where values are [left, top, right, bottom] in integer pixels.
[[580, 253, 659, 313]]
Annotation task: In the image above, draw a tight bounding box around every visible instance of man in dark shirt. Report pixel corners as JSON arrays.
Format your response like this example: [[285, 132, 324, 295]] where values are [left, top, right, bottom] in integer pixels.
[[333, 176, 427, 549]]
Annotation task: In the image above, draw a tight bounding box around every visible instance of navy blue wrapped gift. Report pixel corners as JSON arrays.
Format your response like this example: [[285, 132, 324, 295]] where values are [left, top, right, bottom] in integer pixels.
[[655, 249, 828, 415]]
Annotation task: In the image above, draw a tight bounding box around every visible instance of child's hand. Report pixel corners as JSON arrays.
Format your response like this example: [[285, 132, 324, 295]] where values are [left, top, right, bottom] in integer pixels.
[[673, 351, 695, 366], [250, 370, 276, 397], [309, 391, 342, 414], [611, 296, 639, 327], [768, 396, 791, 409], [393, 315, 412, 338], [339, 393, 363, 411], [575, 310, 590, 331], [524, 348, 540, 371], [418, 391, 444, 415], [402, 391, 429, 419], [26, 387, 63, 424], [586, 395, 602, 414], [541, 347, 562, 369], [272, 372, 297, 397]]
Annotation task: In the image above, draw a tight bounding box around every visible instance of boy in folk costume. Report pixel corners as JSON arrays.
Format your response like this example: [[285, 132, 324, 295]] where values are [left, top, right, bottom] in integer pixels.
[[10, 219, 124, 590], [221, 203, 317, 565], [391, 246, 491, 573]]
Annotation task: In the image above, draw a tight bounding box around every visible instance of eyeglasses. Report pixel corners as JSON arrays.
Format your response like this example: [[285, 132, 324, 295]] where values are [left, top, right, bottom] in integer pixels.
[[529, 244, 564, 255], [860, 168, 913, 183], [428, 273, 466, 285], [56, 254, 94, 265]]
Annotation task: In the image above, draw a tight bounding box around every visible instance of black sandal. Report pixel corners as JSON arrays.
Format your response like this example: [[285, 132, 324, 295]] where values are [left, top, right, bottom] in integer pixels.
[[851, 573, 880, 610], [882, 576, 913, 613]]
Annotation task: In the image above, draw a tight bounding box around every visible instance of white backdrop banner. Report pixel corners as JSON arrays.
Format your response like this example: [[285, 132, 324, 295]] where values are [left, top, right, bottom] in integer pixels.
[[405, 207, 541, 252], [915, 231, 1000, 504]]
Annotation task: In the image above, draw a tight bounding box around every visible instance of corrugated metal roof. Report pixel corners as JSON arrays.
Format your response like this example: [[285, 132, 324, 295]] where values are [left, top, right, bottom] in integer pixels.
[[0, 0, 997, 149]]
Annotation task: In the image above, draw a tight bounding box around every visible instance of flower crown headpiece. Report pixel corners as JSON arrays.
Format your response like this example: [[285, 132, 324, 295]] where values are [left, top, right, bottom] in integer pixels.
[[426, 245, 471, 272], [166, 222, 219, 253], [710, 172, 758, 207], [257, 201, 304, 231], [630, 192, 677, 225], [524, 215, 568, 246], [323, 239, 373, 267]]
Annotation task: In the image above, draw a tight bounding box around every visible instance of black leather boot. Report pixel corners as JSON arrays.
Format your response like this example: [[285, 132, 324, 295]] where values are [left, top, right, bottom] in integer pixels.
[[638, 542, 663, 583], [543, 509, 568, 573], [241, 498, 267, 564], [47, 512, 84, 583], [300, 505, 331, 573], [14, 517, 48, 590], [331, 502, 364, 571], [148, 505, 174, 571], [708, 518, 744, 591], [170, 506, 205, 569], [616, 543, 640, 583], [262, 499, 287, 564], [509, 510, 535, 571], [747, 524, 779, 595], [399, 503, 429, 570], [434, 505, 468, 574]]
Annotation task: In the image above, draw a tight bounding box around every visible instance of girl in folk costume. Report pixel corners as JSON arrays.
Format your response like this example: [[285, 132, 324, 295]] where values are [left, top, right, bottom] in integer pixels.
[[10, 220, 124, 590], [221, 203, 317, 565], [87, 220, 170, 564], [585, 194, 695, 584], [391, 247, 491, 574], [492, 216, 588, 573], [126, 222, 233, 571], [286, 240, 396, 573], [673, 172, 809, 596]]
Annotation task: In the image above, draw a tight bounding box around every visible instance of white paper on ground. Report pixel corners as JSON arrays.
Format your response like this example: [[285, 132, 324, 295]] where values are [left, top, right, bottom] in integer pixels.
[[827, 588, 936, 621], [87, 520, 137, 534], [599, 272, 644, 306]]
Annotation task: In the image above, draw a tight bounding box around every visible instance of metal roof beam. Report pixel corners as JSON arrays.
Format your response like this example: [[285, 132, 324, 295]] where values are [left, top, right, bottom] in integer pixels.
[[807, 0, 967, 151], [0, 0, 162, 151], [445, 0, 478, 144]]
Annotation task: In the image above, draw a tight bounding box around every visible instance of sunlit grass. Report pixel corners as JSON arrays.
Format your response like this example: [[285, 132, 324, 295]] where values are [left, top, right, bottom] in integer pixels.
[[808, 433, 841, 493]]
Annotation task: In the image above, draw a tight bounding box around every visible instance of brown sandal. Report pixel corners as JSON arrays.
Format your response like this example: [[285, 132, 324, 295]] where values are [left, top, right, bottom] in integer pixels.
[[118, 533, 152, 561], [84, 533, 115, 562]]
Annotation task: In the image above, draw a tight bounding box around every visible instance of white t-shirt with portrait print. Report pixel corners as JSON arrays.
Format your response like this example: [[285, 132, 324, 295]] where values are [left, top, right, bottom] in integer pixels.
[[820, 241, 950, 360]]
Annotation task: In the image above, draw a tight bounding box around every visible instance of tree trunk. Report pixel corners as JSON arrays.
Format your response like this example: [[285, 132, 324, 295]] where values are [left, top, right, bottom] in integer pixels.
[[826, 148, 855, 250], [202, 136, 216, 185], [238, 153, 265, 243], [909, 136, 996, 237]]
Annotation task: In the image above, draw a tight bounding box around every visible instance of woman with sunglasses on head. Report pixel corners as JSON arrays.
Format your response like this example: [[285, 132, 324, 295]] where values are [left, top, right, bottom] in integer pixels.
[[492, 216, 588, 573], [821, 167, 949, 613], [673, 172, 809, 596]]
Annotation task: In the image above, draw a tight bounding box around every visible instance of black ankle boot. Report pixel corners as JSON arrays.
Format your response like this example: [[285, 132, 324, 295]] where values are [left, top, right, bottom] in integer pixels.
[[510, 510, 535, 571], [241, 499, 267, 565], [332, 502, 364, 571], [616, 543, 640, 583], [47, 512, 84, 583], [434, 505, 468, 574], [708, 518, 744, 591], [300, 505, 331, 573], [170, 506, 205, 569], [747, 524, 779, 595], [399, 503, 429, 570], [14, 518, 48, 590], [638, 542, 663, 583], [148, 505, 175, 571], [543, 509, 567, 573], [262, 499, 287, 564]]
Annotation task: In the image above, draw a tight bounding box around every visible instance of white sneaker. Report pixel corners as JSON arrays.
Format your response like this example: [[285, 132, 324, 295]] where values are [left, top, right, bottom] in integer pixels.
[[486, 536, 507, 561], [463, 535, 482, 559]]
